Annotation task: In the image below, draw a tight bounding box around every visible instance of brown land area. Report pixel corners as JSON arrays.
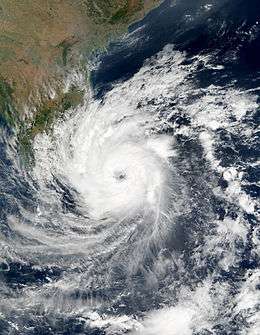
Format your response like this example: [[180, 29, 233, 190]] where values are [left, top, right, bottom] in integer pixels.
[[0, 0, 161, 111]]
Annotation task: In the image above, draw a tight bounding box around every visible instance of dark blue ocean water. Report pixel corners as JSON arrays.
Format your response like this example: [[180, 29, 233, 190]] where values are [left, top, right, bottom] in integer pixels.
[[91, 0, 260, 97]]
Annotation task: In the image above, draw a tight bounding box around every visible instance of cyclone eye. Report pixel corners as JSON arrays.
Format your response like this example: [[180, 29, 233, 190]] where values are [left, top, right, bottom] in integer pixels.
[[113, 170, 127, 182]]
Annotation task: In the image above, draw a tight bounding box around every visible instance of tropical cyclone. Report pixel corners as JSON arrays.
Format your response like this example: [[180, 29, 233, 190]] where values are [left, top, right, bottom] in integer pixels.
[[64, 102, 174, 221]]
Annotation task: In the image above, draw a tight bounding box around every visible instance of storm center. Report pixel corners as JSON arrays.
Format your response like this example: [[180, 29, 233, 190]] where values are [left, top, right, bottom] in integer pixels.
[[113, 170, 127, 182]]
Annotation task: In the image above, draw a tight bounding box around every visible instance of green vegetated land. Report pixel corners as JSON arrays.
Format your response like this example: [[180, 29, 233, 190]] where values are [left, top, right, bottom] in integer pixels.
[[0, 0, 161, 163]]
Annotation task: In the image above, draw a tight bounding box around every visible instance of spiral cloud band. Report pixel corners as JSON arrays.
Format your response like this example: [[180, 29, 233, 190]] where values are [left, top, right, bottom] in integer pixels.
[[16, 44, 257, 334], [38, 88, 175, 226]]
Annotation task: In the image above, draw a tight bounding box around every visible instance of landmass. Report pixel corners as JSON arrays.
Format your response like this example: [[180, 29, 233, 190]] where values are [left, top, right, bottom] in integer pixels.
[[0, 0, 161, 161]]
